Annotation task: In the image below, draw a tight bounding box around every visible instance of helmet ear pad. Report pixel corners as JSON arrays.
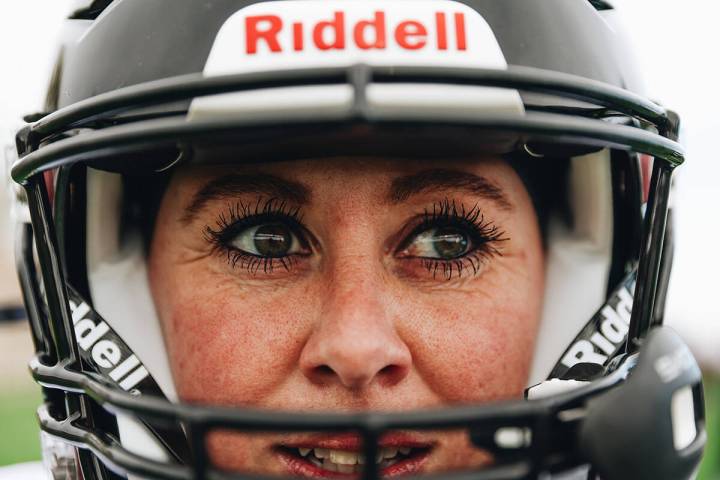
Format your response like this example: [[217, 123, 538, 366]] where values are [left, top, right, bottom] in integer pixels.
[[580, 327, 706, 480]]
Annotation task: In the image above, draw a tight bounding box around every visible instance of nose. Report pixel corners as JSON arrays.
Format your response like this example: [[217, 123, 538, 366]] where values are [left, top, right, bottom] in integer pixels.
[[299, 268, 412, 389]]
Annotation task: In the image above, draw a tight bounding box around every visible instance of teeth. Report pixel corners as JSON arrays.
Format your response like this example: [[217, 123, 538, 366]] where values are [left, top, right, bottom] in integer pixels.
[[337, 464, 355, 474], [380, 458, 400, 468], [329, 450, 360, 465], [300, 446, 415, 471], [322, 458, 338, 472], [383, 447, 398, 459], [314, 448, 329, 459]]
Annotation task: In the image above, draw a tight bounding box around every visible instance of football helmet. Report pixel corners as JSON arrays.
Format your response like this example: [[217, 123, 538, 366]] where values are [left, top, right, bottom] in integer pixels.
[[6, 0, 707, 479]]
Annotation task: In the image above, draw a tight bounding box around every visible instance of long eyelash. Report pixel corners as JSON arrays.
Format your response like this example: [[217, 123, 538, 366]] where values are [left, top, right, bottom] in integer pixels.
[[203, 197, 304, 274], [415, 198, 509, 280]]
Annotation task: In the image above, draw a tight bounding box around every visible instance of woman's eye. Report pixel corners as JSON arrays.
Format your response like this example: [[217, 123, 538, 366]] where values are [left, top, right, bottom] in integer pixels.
[[402, 227, 472, 259], [229, 223, 302, 258]]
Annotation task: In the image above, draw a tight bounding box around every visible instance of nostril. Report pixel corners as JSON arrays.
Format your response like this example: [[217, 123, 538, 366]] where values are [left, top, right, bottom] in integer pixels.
[[378, 364, 408, 386], [308, 363, 407, 388], [305, 364, 336, 385], [308, 365, 336, 385], [316, 365, 334, 376]]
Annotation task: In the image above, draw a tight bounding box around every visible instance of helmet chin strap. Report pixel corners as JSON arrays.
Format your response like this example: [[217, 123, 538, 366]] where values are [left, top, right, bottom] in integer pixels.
[[65, 285, 191, 464]]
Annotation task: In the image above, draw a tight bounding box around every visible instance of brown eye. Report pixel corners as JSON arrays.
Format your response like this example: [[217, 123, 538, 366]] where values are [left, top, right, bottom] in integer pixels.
[[229, 223, 300, 258], [401, 226, 471, 260]]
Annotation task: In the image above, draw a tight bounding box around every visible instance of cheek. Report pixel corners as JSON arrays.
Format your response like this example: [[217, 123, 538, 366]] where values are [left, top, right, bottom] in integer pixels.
[[409, 302, 538, 403], [153, 266, 311, 405], [403, 259, 543, 403]]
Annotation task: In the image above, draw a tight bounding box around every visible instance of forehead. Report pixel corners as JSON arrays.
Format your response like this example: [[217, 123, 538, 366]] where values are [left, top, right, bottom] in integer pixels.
[[167, 156, 531, 227], [173, 156, 521, 191]]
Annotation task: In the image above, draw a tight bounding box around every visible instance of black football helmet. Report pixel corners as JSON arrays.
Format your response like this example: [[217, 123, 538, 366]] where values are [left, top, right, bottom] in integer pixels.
[[6, 0, 706, 479]]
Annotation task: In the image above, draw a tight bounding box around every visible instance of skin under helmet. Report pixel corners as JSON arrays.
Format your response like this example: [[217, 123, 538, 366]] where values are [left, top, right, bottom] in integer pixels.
[[6, 0, 706, 479]]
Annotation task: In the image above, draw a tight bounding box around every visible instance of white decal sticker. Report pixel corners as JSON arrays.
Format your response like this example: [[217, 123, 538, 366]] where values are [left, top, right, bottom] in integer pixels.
[[559, 286, 634, 370], [69, 299, 150, 391], [203, 0, 508, 76]]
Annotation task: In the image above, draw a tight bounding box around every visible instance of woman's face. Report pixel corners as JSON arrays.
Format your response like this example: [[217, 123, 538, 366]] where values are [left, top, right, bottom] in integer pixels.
[[148, 156, 544, 477]]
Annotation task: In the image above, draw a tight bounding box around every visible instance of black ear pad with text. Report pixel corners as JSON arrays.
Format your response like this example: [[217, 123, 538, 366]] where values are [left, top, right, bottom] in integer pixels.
[[580, 327, 706, 480]]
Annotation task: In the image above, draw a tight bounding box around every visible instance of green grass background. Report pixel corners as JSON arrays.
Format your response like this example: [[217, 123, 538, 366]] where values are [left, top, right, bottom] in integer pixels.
[[0, 387, 42, 465], [1, 376, 718, 477]]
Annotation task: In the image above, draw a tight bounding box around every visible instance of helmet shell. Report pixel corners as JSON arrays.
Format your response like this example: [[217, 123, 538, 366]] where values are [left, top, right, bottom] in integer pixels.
[[56, 0, 641, 107]]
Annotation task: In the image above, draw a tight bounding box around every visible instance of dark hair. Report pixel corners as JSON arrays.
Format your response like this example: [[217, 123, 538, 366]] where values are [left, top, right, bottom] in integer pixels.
[[506, 153, 570, 241], [121, 172, 172, 253]]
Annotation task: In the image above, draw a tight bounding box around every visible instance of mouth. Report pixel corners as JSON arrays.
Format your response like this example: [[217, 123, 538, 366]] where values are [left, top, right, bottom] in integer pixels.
[[275, 437, 434, 477]]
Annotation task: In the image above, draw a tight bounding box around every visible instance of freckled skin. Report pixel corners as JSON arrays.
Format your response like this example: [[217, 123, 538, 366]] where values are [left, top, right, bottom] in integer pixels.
[[148, 157, 544, 474]]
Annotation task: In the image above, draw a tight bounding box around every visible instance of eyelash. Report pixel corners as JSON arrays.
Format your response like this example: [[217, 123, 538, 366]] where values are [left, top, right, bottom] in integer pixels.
[[204, 198, 306, 274], [203, 197, 508, 279], [402, 198, 508, 280]]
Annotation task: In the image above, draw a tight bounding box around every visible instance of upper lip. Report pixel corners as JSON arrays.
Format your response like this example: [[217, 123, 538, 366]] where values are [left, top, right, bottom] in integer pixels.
[[279, 432, 435, 452]]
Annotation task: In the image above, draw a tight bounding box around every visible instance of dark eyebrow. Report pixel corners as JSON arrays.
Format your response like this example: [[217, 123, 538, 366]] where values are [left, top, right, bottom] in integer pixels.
[[181, 173, 310, 224], [388, 169, 513, 210]]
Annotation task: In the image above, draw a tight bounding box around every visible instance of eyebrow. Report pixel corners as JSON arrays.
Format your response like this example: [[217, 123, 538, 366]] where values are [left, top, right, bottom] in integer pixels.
[[388, 169, 514, 210], [181, 173, 310, 224]]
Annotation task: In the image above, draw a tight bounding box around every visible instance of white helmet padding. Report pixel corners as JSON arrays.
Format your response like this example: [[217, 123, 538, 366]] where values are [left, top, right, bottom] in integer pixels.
[[86, 168, 177, 401], [86, 169, 176, 468], [529, 150, 614, 384]]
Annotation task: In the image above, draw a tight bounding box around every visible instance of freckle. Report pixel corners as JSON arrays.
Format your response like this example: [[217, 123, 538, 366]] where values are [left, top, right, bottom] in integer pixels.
[[171, 314, 182, 332]]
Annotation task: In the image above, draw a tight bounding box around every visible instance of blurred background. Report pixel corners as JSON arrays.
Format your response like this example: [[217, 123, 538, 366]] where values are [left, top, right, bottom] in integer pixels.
[[0, 0, 718, 476]]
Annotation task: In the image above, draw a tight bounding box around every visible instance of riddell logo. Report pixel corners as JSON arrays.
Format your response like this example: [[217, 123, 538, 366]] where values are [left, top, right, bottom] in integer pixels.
[[202, 2, 507, 85], [560, 287, 634, 369], [245, 11, 468, 54], [69, 299, 149, 392]]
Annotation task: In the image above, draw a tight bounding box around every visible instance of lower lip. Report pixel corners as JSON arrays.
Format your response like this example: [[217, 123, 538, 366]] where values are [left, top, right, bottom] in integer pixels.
[[276, 448, 432, 478]]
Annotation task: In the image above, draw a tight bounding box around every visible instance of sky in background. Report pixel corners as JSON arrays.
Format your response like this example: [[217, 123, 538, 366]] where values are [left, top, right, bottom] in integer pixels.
[[0, 0, 718, 367]]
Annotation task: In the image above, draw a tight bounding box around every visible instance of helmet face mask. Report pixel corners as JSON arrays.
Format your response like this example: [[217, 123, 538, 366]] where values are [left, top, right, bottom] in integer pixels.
[[8, 0, 706, 479]]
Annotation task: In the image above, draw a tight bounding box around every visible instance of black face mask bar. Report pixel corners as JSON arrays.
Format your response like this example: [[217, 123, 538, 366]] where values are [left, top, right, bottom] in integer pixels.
[[11, 64, 704, 480]]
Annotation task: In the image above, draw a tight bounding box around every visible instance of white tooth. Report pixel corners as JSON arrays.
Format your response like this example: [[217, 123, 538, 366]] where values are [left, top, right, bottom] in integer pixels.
[[383, 458, 399, 468], [376, 451, 383, 463], [329, 450, 358, 465], [336, 464, 355, 474], [398, 447, 411, 455], [298, 448, 311, 457], [314, 448, 329, 459], [358, 455, 365, 465], [322, 458, 338, 472], [309, 456, 323, 468], [382, 447, 398, 459]]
